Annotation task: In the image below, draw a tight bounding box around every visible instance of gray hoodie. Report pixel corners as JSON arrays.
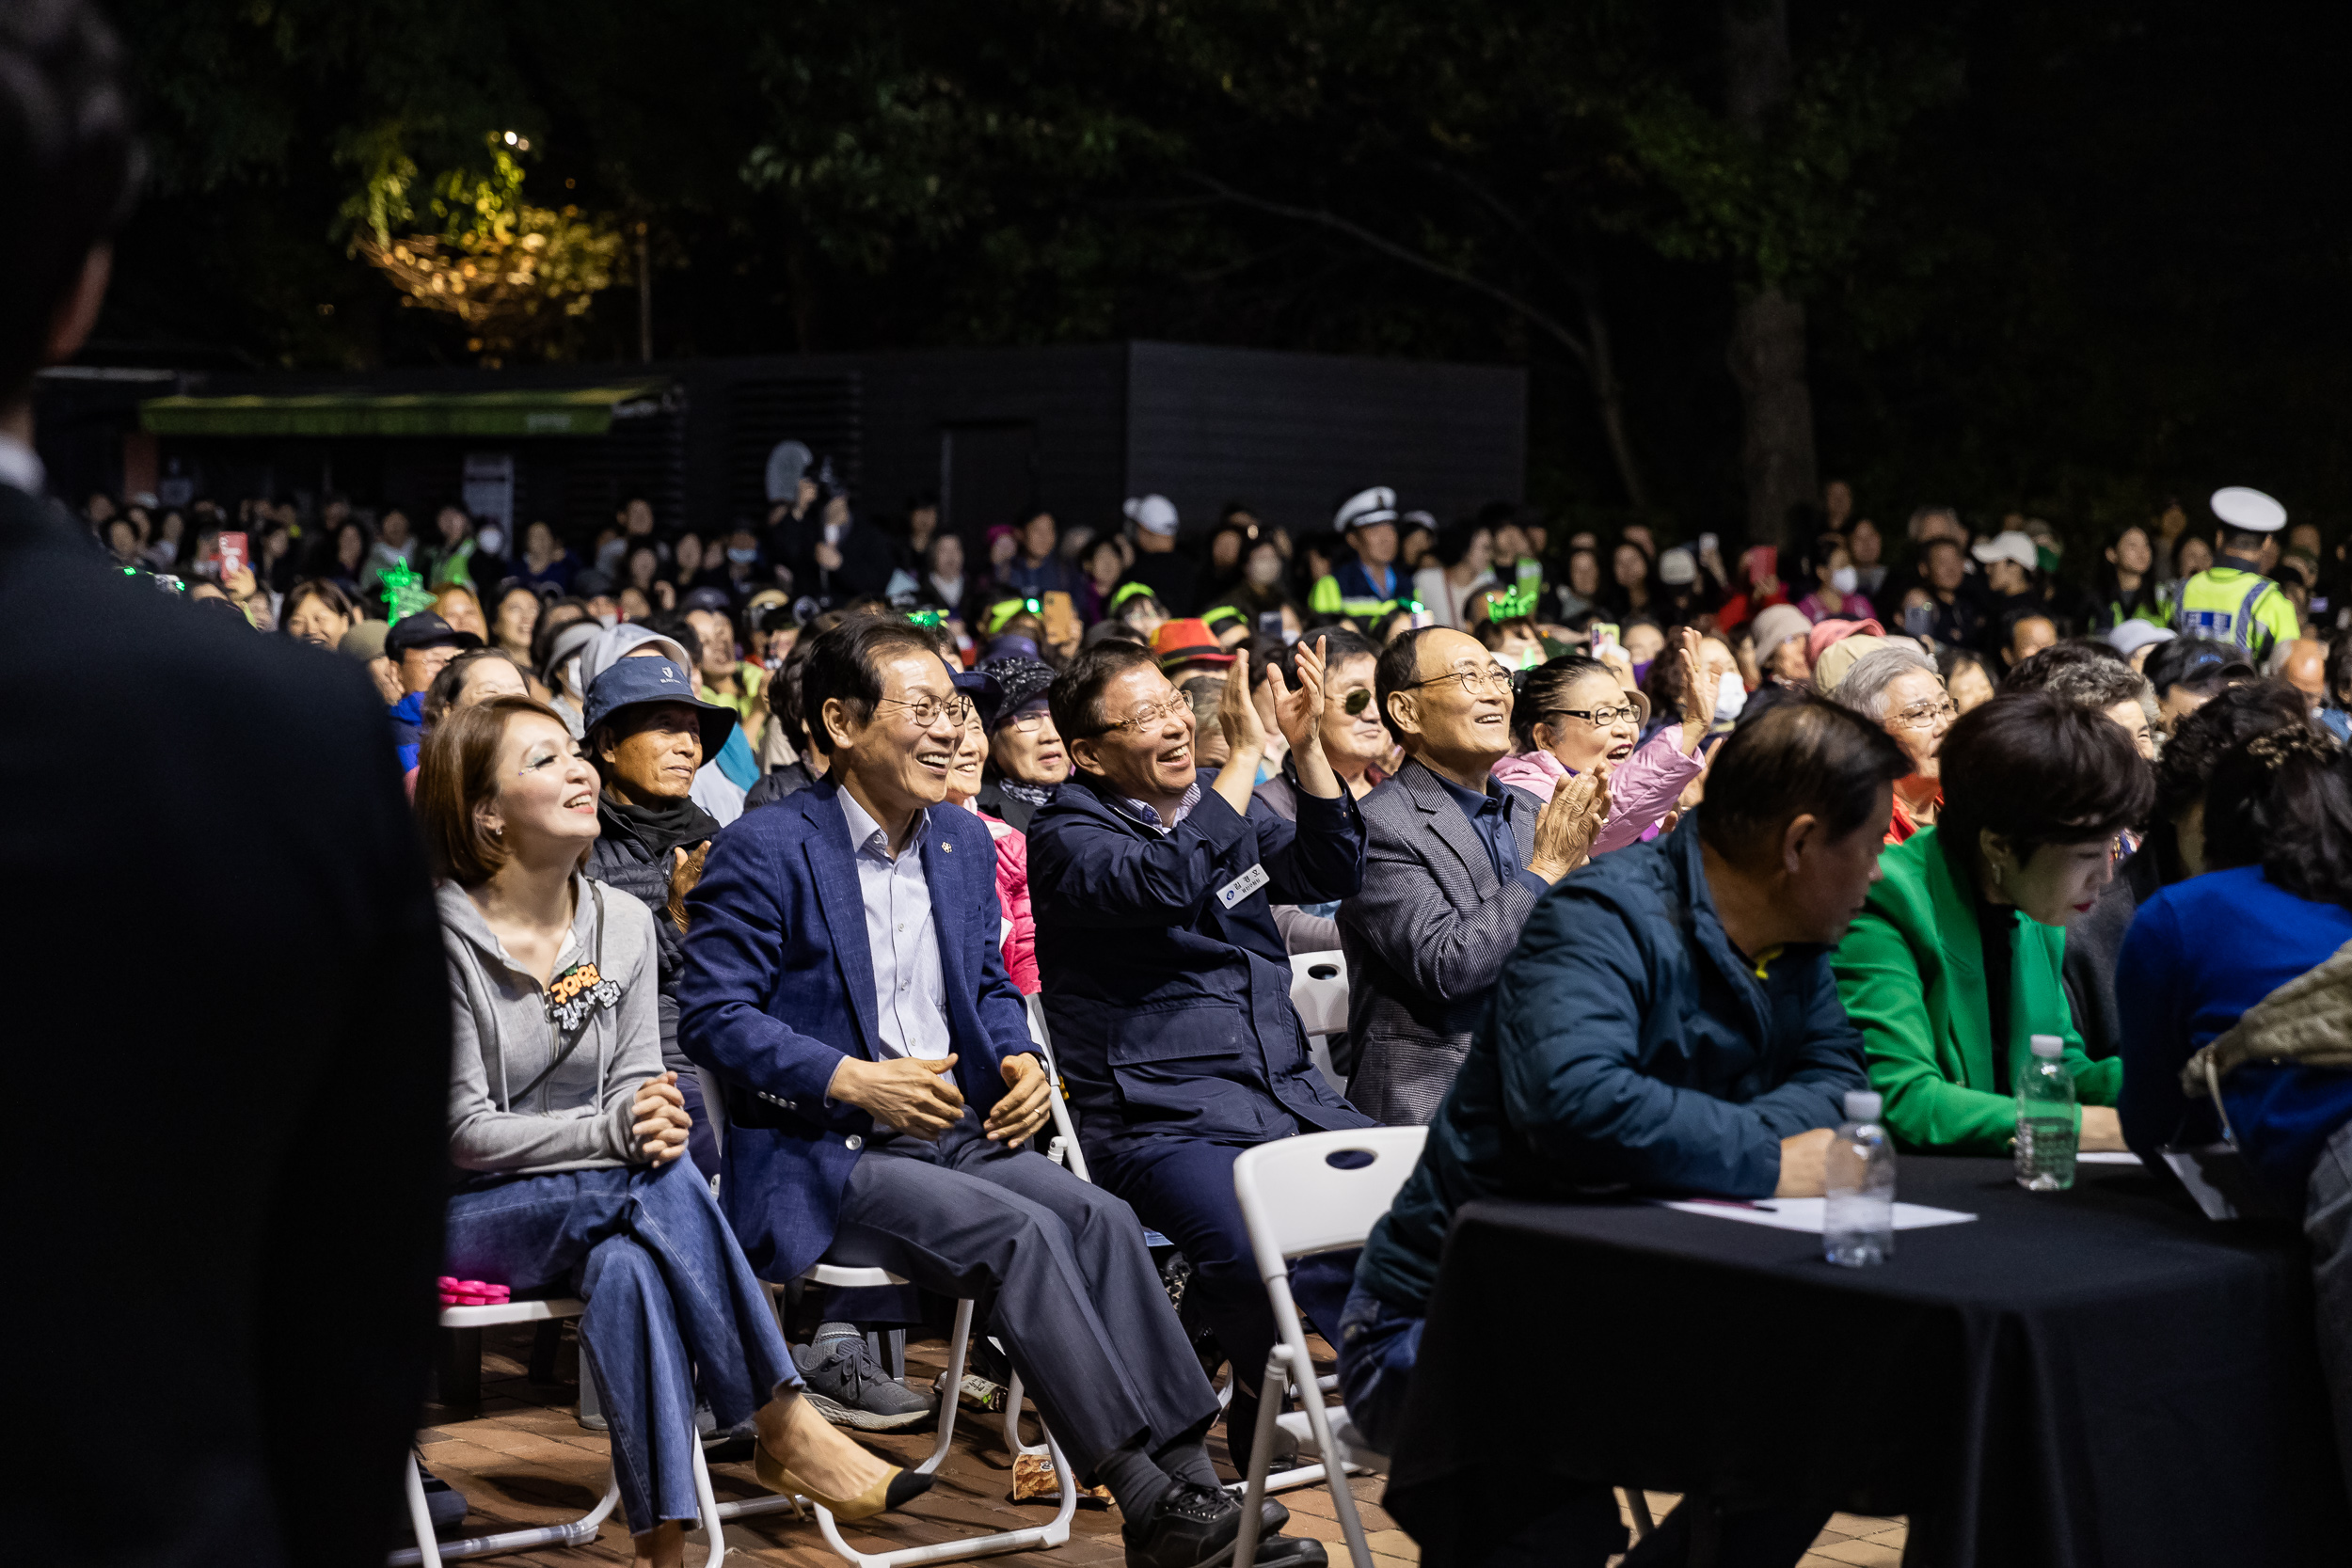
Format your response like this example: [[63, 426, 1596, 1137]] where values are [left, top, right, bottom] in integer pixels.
[[438, 874, 663, 1175]]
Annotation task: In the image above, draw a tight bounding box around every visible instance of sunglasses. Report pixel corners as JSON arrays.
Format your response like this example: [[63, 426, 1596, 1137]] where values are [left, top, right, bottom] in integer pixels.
[[1333, 688, 1375, 716]]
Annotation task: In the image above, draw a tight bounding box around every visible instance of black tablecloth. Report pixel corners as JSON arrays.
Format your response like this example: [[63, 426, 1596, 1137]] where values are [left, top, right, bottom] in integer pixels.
[[1385, 1157, 2346, 1568]]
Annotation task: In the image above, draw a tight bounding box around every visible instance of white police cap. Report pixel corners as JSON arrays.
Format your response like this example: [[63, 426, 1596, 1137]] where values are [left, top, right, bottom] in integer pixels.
[[1334, 486, 1399, 533], [2211, 486, 2287, 533]]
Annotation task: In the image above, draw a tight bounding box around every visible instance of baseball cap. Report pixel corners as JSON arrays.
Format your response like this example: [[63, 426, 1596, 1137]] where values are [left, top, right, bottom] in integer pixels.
[[1970, 531, 2039, 570], [384, 610, 483, 657], [1152, 617, 1237, 670], [338, 621, 389, 662], [2106, 621, 2176, 658], [580, 656, 738, 759], [679, 585, 737, 616], [1123, 494, 1179, 538]]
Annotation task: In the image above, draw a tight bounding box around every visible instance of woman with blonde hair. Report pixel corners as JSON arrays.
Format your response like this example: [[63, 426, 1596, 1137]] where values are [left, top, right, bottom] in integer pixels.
[[417, 695, 931, 1568]]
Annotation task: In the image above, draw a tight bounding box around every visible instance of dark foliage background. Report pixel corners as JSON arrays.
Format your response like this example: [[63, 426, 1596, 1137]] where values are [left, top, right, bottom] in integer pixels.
[[93, 0, 2352, 551]]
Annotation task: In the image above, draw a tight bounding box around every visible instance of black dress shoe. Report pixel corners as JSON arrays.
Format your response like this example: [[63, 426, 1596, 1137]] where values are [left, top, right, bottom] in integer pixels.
[[1257, 1497, 1289, 1536], [1122, 1481, 1247, 1568], [1247, 1538, 1327, 1568]]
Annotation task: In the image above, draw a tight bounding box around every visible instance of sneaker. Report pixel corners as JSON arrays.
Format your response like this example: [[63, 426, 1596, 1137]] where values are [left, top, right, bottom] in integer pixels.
[[1247, 1539, 1327, 1567], [793, 1323, 936, 1432], [1122, 1481, 1246, 1568]]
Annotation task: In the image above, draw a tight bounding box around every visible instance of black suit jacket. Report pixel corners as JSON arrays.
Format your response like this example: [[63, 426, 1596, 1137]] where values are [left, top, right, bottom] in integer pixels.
[[6, 484, 451, 1567]]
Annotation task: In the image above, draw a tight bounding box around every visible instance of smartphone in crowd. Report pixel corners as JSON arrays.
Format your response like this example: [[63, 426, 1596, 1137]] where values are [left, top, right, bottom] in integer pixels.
[[1258, 610, 1286, 637], [1591, 621, 1623, 654], [215, 531, 248, 581], [1040, 590, 1079, 647]]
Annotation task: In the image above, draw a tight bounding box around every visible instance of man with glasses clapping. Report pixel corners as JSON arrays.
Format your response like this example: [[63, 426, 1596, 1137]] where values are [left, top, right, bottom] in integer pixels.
[[1028, 631, 1377, 1478], [1340, 628, 1613, 1127]]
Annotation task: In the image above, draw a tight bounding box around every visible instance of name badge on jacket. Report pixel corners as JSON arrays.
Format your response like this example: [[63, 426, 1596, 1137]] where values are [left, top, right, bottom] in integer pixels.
[[1216, 863, 1270, 910]]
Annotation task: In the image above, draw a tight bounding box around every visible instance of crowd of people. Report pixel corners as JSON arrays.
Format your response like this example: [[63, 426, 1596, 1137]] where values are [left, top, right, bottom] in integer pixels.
[[14, 12, 2352, 1564], [92, 450, 2352, 1567]]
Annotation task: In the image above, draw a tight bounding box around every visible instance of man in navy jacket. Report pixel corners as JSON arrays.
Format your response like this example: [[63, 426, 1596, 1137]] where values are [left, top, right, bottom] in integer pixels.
[[681, 617, 1324, 1568], [1337, 697, 1901, 1568], [1029, 637, 1374, 1466]]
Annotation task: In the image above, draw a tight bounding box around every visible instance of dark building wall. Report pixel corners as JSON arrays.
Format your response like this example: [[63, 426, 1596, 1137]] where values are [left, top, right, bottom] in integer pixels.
[[56, 342, 1524, 552], [1124, 341, 1526, 540]]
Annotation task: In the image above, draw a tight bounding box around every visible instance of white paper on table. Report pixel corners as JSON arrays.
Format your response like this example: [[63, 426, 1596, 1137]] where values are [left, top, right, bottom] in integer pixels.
[[1651, 1196, 1978, 1232]]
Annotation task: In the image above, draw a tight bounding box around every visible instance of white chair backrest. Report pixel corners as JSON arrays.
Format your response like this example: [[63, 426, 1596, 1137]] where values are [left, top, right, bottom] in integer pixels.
[[1289, 950, 1349, 1037], [1025, 993, 1056, 1068], [1232, 1126, 1428, 1283]]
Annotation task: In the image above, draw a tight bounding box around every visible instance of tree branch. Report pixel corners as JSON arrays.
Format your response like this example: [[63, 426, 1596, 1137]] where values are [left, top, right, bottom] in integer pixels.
[[1185, 171, 1593, 371]]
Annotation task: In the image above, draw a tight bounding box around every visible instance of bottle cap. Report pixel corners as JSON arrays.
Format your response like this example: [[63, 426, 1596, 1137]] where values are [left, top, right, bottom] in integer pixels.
[[2029, 1035, 2064, 1059], [1844, 1089, 1883, 1122]]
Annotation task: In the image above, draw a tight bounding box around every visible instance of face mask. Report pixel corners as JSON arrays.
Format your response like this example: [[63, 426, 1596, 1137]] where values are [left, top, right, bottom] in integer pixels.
[[727, 547, 759, 564], [1830, 566, 1859, 595], [1246, 556, 1283, 588], [477, 527, 506, 555], [1713, 678, 1748, 722]]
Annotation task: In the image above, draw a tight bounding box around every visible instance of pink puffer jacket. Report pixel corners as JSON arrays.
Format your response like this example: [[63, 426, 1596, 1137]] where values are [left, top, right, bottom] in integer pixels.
[[1489, 727, 1703, 853]]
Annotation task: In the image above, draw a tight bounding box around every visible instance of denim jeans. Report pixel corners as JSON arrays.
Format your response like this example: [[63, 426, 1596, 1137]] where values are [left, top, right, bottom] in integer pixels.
[[444, 1157, 798, 1533], [1334, 1282, 1424, 1457]]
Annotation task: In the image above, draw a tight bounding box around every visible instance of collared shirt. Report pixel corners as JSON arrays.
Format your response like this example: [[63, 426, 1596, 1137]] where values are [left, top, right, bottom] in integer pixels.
[[1121, 777, 1203, 834], [1431, 768, 1551, 899], [0, 433, 44, 496], [839, 788, 951, 1061]]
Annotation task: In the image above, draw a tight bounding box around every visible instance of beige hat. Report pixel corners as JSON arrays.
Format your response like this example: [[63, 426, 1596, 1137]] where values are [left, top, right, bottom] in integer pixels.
[[337, 620, 389, 661], [1814, 634, 1891, 693]]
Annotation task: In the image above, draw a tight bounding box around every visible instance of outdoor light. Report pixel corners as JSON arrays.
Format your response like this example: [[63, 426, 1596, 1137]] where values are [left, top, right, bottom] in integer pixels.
[[502, 130, 517, 145]]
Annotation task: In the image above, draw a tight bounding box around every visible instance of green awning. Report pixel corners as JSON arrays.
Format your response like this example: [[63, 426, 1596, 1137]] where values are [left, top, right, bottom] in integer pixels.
[[138, 382, 666, 438]]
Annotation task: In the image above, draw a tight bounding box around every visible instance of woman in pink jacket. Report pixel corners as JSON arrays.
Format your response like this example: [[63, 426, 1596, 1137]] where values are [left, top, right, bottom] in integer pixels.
[[1492, 629, 1724, 852], [944, 697, 1040, 991]]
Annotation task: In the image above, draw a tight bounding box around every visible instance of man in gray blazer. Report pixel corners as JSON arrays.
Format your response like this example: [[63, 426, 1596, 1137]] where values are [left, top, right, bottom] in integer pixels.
[[1339, 628, 1607, 1123]]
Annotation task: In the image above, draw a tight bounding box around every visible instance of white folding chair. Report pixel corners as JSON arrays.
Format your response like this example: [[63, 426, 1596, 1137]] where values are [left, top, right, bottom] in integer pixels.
[[1287, 951, 1351, 1097], [1229, 1128, 1427, 1568], [393, 1296, 729, 1567], [695, 1069, 1079, 1567]]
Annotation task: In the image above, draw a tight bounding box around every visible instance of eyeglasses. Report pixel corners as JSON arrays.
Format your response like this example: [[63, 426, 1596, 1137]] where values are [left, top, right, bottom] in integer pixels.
[[1400, 667, 1514, 700], [1328, 688, 1375, 716], [1089, 693, 1192, 736], [1889, 698, 1959, 730], [1546, 704, 1641, 728], [1005, 711, 1054, 734], [873, 694, 974, 728]]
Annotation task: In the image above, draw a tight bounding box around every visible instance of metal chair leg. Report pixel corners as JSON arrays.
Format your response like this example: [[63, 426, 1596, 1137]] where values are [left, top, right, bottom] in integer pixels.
[[1624, 1486, 1654, 1539]]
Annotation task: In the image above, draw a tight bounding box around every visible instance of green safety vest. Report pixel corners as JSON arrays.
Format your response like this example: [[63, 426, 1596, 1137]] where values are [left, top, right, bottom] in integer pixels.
[[1308, 575, 1399, 619], [2173, 565, 2299, 659]]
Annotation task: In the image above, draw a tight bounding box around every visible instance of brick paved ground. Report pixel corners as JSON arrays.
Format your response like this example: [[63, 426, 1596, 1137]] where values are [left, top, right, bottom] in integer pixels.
[[412, 1323, 1900, 1568]]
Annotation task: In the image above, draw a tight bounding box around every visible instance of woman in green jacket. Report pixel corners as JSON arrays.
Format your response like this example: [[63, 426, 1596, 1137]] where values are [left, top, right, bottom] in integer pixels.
[[1833, 691, 2153, 1153]]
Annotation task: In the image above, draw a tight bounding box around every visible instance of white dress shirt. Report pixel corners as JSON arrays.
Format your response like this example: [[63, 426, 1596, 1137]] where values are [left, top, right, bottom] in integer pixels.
[[839, 786, 952, 1061]]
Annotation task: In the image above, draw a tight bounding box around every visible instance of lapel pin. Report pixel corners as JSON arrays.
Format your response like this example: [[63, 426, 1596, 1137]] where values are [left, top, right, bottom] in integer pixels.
[[943, 840, 954, 852]]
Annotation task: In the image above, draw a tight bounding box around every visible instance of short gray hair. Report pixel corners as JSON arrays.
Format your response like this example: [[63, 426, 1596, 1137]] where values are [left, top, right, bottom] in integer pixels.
[[1833, 643, 1938, 723], [2044, 659, 2159, 728]]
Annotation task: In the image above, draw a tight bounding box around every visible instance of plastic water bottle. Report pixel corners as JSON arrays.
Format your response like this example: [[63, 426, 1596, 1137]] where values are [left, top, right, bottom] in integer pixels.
[[2014, 1034, 2078, 1191], [1823, 1089, 1896, 1267]]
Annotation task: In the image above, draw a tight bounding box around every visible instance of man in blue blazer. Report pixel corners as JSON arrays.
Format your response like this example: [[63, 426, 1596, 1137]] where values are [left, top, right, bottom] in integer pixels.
[[680, 616, 1320, 1568], [1029, 637, 1375, 1469]]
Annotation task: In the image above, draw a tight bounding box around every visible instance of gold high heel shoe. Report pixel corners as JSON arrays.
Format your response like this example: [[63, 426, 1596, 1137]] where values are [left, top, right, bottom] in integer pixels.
[[755, 1447, 935, 1521]]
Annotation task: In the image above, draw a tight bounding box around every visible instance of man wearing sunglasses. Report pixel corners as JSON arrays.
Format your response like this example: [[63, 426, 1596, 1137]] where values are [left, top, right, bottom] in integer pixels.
[[1340, 627, 1612, 1126], [1028, 633, 1376, 1475]]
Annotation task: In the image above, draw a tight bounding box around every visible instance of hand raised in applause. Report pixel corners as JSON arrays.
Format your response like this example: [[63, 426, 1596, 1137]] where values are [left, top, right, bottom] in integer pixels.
[[1528, 771, 1611, 884]]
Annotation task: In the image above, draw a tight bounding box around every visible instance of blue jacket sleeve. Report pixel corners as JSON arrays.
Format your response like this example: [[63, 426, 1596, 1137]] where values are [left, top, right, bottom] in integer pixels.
[[1028, 788, 1256, 926], [676, 821, 853, 1108], [1258, 784, 1364, 906], [1495, 891, 1787, 1198], [2117, 896, 2197, 1164]]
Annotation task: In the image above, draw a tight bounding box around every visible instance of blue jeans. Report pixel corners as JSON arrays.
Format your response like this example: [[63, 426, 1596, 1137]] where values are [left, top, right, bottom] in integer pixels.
[[1335, 1283, 1424, 1455], [443, 1157, 797, 1534]]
